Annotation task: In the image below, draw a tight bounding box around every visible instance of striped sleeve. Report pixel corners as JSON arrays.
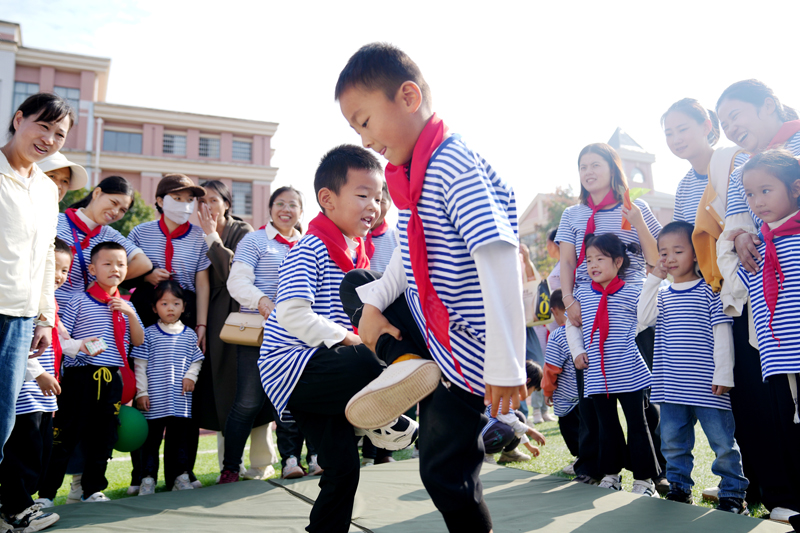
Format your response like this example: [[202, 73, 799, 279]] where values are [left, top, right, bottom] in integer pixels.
[[274, 241, 321, 304], [232, 231, 262, 270], [708, 288, 733, 327], [555, 205, 574, 246], [636, 198, 662, 240]]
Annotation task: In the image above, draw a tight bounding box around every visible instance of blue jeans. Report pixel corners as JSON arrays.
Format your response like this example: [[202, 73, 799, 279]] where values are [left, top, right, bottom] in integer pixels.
[[660, 402, 748, 499], [523, 327, 546, 415], [0, 314, 34, 465]]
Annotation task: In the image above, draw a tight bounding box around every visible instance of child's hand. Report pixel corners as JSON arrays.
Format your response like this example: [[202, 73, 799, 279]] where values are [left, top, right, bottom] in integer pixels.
[[80, 337, 105, 356], [109, 297, 135, 317], [652, 261, 668, 280], [357, 305, 401, 353], [341, 332, 362, 346], [527, 427, 546, 446], [145, 268, 172, 286], [136, 396, 150, 411], [524, 442, 541, 457], [35, 372, 61, 396], [484, 384, 528, 417], [712, 384, 732, 396], [182, 378, 195, 395], [622, 202, 645, 230], [544, 395, 554, 407], [574, 353, 589, 370]]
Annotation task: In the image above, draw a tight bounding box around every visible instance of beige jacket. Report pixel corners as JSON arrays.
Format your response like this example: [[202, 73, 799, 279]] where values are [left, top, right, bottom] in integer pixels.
[[0, 151, 58, 325]]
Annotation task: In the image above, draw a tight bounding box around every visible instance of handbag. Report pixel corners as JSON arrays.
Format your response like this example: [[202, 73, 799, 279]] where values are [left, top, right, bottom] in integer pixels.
[[523, 280, 553, 328], [220, 312, 266, 347]]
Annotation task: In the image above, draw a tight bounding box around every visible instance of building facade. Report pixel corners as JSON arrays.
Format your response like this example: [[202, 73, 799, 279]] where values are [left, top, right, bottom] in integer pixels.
[[0, 20, 278, 228]]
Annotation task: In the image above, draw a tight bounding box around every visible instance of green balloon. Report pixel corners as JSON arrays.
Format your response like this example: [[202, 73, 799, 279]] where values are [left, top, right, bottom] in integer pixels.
[[115, 405, 149, 452]]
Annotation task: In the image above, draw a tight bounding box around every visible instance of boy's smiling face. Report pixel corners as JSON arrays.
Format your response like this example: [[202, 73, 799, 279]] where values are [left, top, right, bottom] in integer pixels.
[[339, 83, 423, 167], [319, 168, 382, 240]]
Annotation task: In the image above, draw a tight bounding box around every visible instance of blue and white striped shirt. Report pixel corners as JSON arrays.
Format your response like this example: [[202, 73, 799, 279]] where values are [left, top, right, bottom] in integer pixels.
[[369, 227, 399, 273], [651, 280, 732, 409], [556, 199, 662, 289], [16, 329, 57, 415], [258, 235, 351, 420], [232, 227, 292, 313], [397, 135, 518, 396], [61, 292, 143, 368], [577, 282, 651, 396], [736, 232, 800, 379], [55, 213, 139, 309], [128, 221, 210, 292], [131, 323, 204, 419], [673, 169, 708, 225], [726, 133, 800, 224], [544, 325, 578, 416]]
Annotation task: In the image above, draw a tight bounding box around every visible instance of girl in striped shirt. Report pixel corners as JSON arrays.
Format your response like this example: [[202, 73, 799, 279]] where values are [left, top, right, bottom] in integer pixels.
[[133, 281, 204, 495], [662, 99, 721, 225], [573, 233, 660, 496]]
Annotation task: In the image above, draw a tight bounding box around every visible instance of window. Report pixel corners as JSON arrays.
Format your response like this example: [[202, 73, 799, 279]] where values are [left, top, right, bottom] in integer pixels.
[[231, 181, 252, 216], [13, 81, 39, 111], [102, 131, 142, 154], [631, 168, 645, 184], [199, 137, 220, 158], [163, 133, 187, 155], [232, 140, 252, 162], [54, 86, 80, 122]]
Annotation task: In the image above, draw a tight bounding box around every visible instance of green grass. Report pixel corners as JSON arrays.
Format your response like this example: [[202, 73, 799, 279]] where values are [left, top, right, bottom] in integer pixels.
[[41, 411, 768, 521]]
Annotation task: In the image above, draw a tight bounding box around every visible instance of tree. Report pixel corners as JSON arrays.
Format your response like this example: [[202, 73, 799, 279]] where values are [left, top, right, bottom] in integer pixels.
[[59, 188, 156, 238], [531, 186, 577, 275]]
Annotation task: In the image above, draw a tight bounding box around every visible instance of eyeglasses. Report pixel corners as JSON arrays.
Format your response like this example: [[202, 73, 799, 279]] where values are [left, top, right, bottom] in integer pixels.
[[273, 202, 301, 210]]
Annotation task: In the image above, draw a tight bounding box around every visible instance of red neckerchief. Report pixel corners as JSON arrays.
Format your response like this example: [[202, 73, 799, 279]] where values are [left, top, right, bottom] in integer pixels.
[[365, 220, 390, 259], [760, 211, 800, 345], [305, 213, 369, 273], [52, 301, 63, 382], [576, 191, 618, 268], [158, 215, 191, 273], [386, 114, 474, 392], [64, 209, 102, 287], [590, 277, 626, 397], [766, 120, 800, 150], [260, 224, 297, 249], [86, 282, 128, 367]]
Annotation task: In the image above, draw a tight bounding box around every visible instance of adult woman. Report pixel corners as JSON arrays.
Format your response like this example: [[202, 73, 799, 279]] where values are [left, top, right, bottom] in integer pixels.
[[194, 180, 277, 480], [0, 93, 72, 463], [38, 151, 88, 202], [221, 186, 318, 483]]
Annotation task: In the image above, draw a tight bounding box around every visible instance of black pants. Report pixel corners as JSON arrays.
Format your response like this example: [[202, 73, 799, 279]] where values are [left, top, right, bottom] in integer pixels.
[[574, 369, 601, 479], [592, 389, 660, 480], [361, 437, 393, 461], [272, 404, 317, 468], [141, 416, 195, 485], [0, 411, 53, 515], [635, 327, 667, 476], [729, 310, 784, 507], [222, 344, 277, 473], [765, 373, 800, 512], [558, 407, 580, 458], [340, 269, 493, 533], [40, 365, 122, 499], [483, 411, 525, 454]]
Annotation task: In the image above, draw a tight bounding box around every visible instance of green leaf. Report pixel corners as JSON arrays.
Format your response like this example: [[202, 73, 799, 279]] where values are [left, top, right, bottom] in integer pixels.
[[628, 187, 651, 202]]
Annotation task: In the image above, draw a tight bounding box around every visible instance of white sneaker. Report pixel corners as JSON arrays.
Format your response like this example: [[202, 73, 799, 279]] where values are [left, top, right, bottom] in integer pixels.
[[281, 456, 304, 479], [81, 492, 110, 502], [498, 448, 532, 463], [562, 459, 576, 476], [357, 415, 419, 451], [345, 359, 440, 429], [770, 507, 800, 523], [33, 498, 54, 509], [66, 475, 83, 504], [361, 457, 375, 467], [307, 455, 323, 476], [631, 479, 658, 497], [484, 454, 497, 465], [190, 479, 203, 489], [6, 504, 60, 532], [531, 409, 544, 424], [541, 410, 557, 422], [138, 476, 155, 496], [242, 465, 276, 480], [126, 485, 140, 496], [598, 475, 622, 490], [702, 486, 719, 502], [172, 473, 194, 491]]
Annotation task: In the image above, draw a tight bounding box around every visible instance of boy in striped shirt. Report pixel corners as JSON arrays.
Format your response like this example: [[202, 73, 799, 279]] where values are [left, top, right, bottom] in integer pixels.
[[337, 43, 526, 533]]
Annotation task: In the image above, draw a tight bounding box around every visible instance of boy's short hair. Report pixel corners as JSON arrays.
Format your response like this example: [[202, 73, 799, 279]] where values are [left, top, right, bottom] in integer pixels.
[[90, 241, 127, 262], [658, 221, 695, 250], [314, 144, 382, 210], [54, 237, 72, 257], [550, 289, 564, 311], [334, 42, 432, 106], [525, 360, 543, 390]]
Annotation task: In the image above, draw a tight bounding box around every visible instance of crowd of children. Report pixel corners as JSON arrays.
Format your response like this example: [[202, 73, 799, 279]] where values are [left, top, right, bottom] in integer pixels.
[[1, 43, 800, 533]]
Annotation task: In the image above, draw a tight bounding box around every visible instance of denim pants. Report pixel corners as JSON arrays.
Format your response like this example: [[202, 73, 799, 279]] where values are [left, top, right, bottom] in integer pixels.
[[0, 314, 34, 465], [524, 327, 546, 415], [660, 402, 748, 500]]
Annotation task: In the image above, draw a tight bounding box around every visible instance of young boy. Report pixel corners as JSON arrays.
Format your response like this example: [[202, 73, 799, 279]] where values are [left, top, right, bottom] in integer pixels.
[[364, 181, 399, 274], [482, 360, 546, 464], [542, 290, 581, 473], [336, 43, 526, 532], [258, 145, 418, 533], [39, 241, 144, 503]]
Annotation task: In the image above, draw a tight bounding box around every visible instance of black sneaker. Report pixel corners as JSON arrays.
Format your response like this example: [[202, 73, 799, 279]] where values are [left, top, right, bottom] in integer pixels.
[[5, 504, 60, 531], [573, 474, 600, 485], [718, 497, 749, 515], [665, 488, 693, 504], [653, 476, 670, 496]]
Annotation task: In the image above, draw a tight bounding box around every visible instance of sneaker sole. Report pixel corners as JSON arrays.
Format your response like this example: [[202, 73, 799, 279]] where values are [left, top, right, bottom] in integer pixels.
[[19, 512, 60, 532], [281, 468, 304, 480], [345, 361, 440, 429]]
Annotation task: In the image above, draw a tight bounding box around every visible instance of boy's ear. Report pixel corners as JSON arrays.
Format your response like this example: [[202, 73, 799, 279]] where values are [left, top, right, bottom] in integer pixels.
[[397, 81, 423, 114], [317, 187, 335, 213], [87, 262, 96, 277], [791, 179, 800, 200]]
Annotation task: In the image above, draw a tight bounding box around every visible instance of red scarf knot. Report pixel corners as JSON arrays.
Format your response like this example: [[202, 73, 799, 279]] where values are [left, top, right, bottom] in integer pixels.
[[158, 215, 191, 274], [589, 277, 626, 397], [577, 190, 633, 270], [305, 213, 369, 273], [86, 283, 128, 367], [365, 219, 390, 259], [759, 212, 800, 345]]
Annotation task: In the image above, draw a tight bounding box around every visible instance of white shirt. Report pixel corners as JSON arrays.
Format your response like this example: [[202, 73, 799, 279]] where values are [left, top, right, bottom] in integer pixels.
[[0, 151, 58, 324]]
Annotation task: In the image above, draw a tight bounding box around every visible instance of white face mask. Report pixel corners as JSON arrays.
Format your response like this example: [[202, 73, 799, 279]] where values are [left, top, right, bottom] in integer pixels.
[[162, 195, 195, 225]]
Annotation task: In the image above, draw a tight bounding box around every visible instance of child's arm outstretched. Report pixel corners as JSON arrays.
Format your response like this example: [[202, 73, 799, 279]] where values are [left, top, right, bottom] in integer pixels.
[[638, 267, 666, 329]]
